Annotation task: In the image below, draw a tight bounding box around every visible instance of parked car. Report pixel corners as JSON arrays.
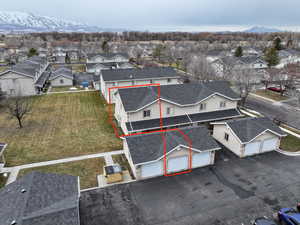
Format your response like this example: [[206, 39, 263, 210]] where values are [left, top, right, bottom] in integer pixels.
[[253, 217, 278, 225], [278, 208, 300, 225]]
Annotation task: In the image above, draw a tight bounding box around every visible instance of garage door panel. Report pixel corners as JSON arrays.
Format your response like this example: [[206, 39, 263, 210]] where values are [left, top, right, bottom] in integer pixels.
[[141, 161, 163, 178], [245, 141, 261, 156], [168, 156, 188, 173], [192, 152, 211, 168], [262, 138, 278, 152]]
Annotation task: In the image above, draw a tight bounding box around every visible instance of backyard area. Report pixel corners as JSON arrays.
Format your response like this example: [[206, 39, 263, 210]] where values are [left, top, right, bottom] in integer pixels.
[[0, 91, 122, 166], [254, 89, 288, 101], [18, 157, 105, 189], [280, 134, 300, 152]]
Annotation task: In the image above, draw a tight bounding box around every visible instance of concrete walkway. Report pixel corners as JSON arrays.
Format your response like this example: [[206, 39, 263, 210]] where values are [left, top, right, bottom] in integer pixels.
[[3, 150, 124, 185]]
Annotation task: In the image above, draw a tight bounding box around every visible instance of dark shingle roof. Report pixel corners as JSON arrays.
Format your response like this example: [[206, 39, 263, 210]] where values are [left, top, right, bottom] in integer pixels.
[[35, 71, 51, 87], [50, 67, 73, 80], [102, 67, 180, 82], [0, 172, 80, 225], [225, 117, 286, 143], [126, 109, 242, 132], [118, 81, 240, 112], [125, 126, 220, 165], [87, 52, 129, 60]]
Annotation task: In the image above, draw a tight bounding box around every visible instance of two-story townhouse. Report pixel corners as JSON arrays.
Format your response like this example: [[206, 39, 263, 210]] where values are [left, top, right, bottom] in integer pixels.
[[86, 52, 129, 64], [101, 67, 182, 103], [86, 62, 134, 74], [114, 81, 242, 134], [276, 49, 300, 68], [0, 56, 50, 96]]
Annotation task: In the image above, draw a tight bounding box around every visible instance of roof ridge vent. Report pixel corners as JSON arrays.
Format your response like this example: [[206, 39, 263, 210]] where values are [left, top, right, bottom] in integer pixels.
[[21, 188, 26, 193], [10, 220, 17, 225]]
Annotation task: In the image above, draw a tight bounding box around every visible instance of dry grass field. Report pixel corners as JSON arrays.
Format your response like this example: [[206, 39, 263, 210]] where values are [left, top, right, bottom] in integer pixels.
[[18, 157, 105, 189], [0, 91, 122, 166]]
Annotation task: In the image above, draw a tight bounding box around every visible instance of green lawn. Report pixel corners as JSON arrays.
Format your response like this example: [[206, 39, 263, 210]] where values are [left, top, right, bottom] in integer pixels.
[[0, 174, 8, 189], [0, 91, 122, 166], [280, 135, 300, 152], [18, 157, 105, 189], [254, 90, 288, 101]]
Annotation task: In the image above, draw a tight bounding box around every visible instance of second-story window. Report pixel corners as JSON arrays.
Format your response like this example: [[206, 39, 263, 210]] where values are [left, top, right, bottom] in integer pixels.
[[166, 107, 172, 115], [60, 79, 64, 84], [224, 133, 229, 141], [143, 110, 151, 118], [199, 103, 206, 111], [167, 78, 171, 83], [150, 79, 153, 84], [220, 101, 226, 108]]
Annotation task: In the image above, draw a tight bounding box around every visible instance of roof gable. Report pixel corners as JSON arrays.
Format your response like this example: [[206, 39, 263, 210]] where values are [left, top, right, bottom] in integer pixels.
[[125, 126, 220, 165]]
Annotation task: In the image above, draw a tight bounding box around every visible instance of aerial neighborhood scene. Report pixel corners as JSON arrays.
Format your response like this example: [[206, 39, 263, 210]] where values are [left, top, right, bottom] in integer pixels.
[[1, 0, 300, 225]]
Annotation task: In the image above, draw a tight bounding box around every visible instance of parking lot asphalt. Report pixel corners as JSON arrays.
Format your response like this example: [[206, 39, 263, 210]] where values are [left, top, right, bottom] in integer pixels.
[[80, 149, 300, 225], [246, 96, 300, 130]]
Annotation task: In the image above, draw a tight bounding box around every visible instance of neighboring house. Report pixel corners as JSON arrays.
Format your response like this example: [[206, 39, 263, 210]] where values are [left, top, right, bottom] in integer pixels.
[[211, 117, 286, 157], [101, 67, 181, 103], [86, 62, 134, 74], [86, 53, 129, 64], [0, 143, 7, 170], [0, 172, 80, 225], [212, 56, 267, 77], [74, 72, 95, 87], [114, 81, 242, 134], [205, 49, 228, 62], [49, 67, 74, 87], [276, 49, 300, 68], [0, 56, 50, 96], [124, 126, 221, 180]]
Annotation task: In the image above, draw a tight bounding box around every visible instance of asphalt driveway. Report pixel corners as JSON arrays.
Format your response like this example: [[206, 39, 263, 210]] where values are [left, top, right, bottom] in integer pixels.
[[245, 96, 300, 130], [80, 150, 300, 225]]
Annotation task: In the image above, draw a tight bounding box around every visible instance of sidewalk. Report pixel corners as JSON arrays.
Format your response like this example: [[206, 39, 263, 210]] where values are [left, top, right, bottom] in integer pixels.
[[3, 150, 124, 185]]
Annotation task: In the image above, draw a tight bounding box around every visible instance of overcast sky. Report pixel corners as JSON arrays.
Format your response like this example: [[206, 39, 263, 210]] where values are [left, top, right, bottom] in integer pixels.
[[2, 0, 300, 30]]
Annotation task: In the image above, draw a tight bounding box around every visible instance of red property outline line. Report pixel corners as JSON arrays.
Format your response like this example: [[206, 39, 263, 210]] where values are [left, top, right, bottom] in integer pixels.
[[107, 83, 192, 177]]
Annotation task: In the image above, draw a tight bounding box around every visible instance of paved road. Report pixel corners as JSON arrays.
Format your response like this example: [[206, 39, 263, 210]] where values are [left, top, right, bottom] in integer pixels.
[[245, 96, 300, 130], [80, 150, 300, 225]]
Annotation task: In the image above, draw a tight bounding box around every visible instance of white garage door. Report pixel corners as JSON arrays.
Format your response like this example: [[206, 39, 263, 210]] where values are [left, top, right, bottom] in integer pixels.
[[262, 138, 278, 152], [167, 156, 188, 173], [192, 152, 211, 168], [141, 161, 163, 178], [245, 141, 261, 156]]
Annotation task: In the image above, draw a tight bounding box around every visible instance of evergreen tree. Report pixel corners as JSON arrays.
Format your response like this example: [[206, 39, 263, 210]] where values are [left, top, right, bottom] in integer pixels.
[[273, 37, 282, 51], [264, 47, 280, 68], [234, 46, 243, 57], [27, 48, 38, 57], [101, 40, 110, 53]]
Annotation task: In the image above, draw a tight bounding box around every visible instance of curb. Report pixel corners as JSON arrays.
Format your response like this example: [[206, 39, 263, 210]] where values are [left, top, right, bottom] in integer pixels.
[[275, 149, 300, 156]]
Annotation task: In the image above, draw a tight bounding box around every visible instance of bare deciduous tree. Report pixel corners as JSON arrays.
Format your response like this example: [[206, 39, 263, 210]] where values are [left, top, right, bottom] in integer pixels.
[[5, 95, 32, 128], [232, 69, 258, 106], [187, 54, 217, 82]]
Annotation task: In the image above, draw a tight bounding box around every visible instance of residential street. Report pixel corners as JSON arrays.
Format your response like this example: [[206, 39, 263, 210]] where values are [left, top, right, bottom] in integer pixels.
[[245, 96, 300, 130], [80, 150, 300, 225]]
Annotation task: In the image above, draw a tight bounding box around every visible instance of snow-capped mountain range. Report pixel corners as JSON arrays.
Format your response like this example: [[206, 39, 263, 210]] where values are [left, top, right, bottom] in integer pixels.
[[0, 11, 108, 33]]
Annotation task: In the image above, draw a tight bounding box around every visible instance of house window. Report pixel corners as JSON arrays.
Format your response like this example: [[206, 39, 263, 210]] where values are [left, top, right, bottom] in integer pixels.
[[60, 79, 64, 84], [167, 78, 171, 83], [224, 133, 229, 141], [199, 103, 206, 111], [220, 101, 226, 108], [150, 80, 153, 84], [143, 110, 151, 118], [166, 107, 172, 115]]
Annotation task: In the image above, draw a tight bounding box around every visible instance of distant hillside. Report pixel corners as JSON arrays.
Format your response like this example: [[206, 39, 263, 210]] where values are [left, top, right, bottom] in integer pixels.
[[0, 10, 118, 33], [243, 26, 282, 33]]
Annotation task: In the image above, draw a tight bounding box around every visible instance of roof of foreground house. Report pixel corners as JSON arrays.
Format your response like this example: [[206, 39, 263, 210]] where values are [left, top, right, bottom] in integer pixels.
[[213, 117, 286, 143], [0, 172, 80, 225], [125, 126, 221, 165], [118, 81, 240, 112], [102, 67, 181, 82]]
